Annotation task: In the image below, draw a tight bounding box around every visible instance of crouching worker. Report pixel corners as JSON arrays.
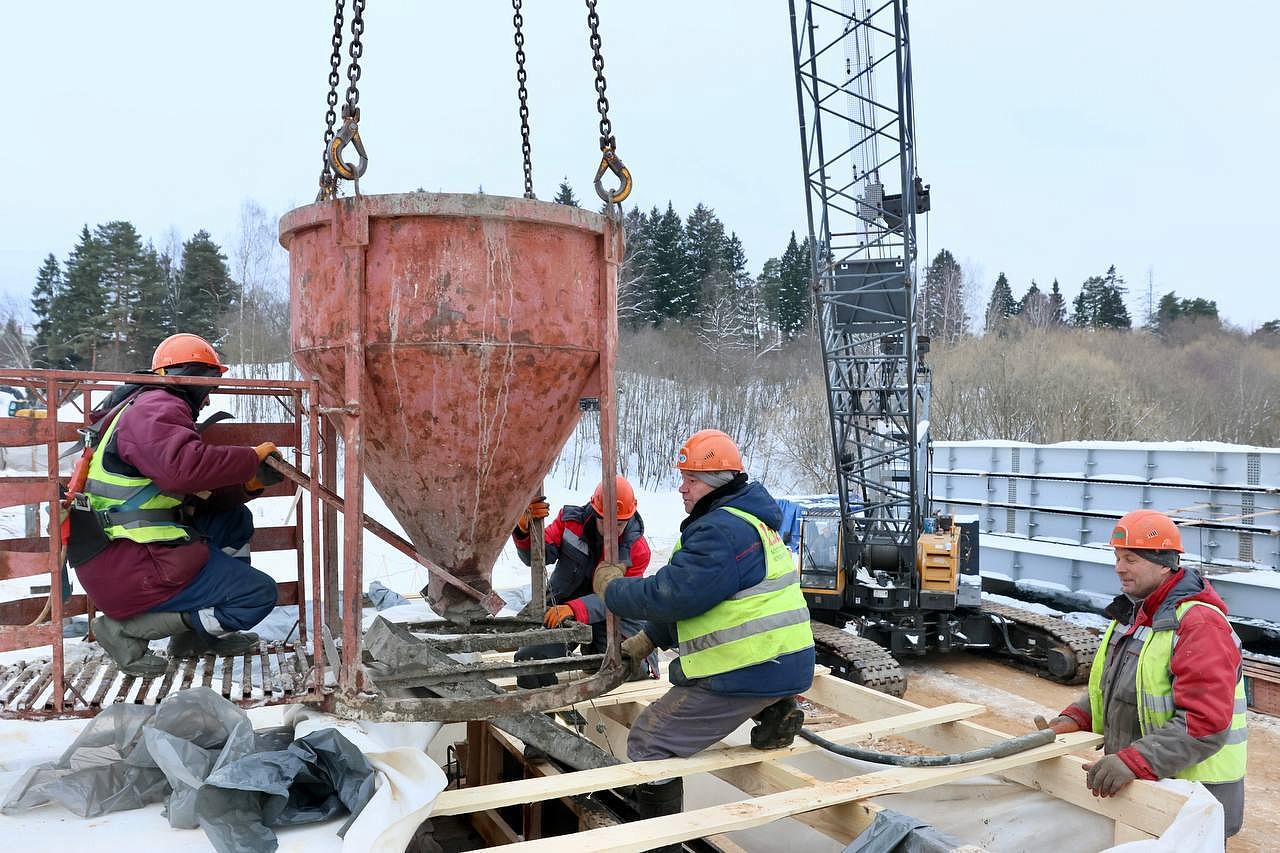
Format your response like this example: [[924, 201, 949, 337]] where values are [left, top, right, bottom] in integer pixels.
[[594, 429, 815, 830], [67, 333, 281, 677], [512, 475, 657, 687]]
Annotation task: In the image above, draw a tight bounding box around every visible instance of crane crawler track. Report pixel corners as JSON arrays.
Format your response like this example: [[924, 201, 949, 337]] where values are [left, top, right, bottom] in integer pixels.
[[982, 602, 1100, 684], [810, 620, 907, 697]]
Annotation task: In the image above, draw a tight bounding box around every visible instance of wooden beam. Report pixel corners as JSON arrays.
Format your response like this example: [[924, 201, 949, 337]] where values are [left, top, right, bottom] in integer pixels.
[[489, 734, 1094, 852], [431, 701, 984, 817], [802, 671, 1185, 837], [1114, 822, 1156, 844]]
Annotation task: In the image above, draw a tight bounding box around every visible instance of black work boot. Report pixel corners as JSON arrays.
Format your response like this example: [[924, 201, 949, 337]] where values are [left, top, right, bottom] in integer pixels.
[[634, 778, 683, 851], [750, 696, 806, 750]]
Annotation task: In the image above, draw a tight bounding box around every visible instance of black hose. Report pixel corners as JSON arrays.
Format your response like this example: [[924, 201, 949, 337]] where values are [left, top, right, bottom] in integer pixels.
[[798, 725, 1056, 767]]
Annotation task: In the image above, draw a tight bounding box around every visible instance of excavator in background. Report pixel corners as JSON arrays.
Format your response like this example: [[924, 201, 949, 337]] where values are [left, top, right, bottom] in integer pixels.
[[787, 0, 1098, 696]]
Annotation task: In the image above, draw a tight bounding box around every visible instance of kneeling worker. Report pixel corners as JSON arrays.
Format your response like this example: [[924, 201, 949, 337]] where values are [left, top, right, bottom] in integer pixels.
[[512, 475, 657, 686], [68, 333, 281, 676], [594, 429, 815, 827]]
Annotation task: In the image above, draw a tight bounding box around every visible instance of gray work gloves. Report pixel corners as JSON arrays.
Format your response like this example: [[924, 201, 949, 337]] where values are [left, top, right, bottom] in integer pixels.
[[1083, 754, 1137, 797]]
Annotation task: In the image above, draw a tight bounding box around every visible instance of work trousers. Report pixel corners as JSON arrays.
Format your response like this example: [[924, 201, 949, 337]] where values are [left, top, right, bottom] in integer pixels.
[[627, 684, 781, 761], [151, 507, 278, 635]]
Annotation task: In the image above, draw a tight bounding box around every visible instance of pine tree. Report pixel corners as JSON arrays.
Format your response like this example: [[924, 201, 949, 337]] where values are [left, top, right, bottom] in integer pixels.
[[920, 248, 967, 343], [553, 178, 580, 207], [984, 272, 1016, 334], [685, 203, 732, 325], [1048, 279, 1066, 326], [95, 221, 153, 372], [1095, 265, 1131, 328], [30, 254, 61, 368], [51, 226, 107, 368], [775, 232, 811, 339], [176, 230, 239, 344], [131, 245, 173, 366], [1155, 291, 1219, 338], [1071, 266, 1131, 329], [646, 203, 694, 324]]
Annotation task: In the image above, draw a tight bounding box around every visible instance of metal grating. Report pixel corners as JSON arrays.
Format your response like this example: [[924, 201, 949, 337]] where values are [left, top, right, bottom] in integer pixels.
[[1240, 493, 1256, 562], [1248, 453, 1261, 486], [0, 642, 314, 719], [1007, 449, 1019, 533]]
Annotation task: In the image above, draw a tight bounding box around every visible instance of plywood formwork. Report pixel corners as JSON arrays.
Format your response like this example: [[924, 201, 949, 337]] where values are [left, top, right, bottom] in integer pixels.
[[441, 668, 1190, 851]]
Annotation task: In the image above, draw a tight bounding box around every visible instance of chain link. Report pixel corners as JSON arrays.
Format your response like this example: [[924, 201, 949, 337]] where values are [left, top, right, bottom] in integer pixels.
[[345, 0, 365, 114], [512, 0, 534, 199], [585, 0, 613, 151], [316, 0, 346, 201]]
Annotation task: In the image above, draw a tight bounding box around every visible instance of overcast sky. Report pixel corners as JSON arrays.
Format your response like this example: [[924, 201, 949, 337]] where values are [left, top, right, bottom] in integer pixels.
[[7, 1, 1279, 328]]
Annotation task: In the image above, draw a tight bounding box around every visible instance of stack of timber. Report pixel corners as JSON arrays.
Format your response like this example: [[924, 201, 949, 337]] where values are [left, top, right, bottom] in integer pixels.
[[441, 667, 1193, 851]]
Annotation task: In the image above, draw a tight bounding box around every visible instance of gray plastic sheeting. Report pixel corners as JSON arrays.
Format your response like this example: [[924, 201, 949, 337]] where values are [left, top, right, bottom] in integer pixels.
[[1, 687, 375, 853], [842, 808, 965, 853]]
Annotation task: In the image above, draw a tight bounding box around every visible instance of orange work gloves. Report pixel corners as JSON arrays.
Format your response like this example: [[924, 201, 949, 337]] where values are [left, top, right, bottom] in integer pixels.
[[515, 495, 551, 533], [543, 604, 575, 628], [246, 442, 285, 492]]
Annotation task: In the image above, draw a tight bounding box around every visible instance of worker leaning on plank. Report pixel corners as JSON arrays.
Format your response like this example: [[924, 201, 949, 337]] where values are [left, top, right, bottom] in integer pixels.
[[66, 334, 282, 677], [593, 429, 816, 832], [510, 474, 658, 686], [1042, 509, 1247, 838]]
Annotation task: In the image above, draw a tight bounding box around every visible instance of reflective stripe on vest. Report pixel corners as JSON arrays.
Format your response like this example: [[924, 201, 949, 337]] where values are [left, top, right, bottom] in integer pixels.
[[1088, 600, 1247, 783], [83, 403, 189, 545], [675, 506, 814, 679]]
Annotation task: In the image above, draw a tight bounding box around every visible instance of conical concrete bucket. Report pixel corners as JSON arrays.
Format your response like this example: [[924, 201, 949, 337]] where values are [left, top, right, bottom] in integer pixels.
[[280, 193, 614, 620]]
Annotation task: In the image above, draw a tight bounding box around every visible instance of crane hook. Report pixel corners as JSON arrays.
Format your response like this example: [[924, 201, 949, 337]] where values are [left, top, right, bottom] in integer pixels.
[[593, 147, 632, 205], [329, 105, 368, 183]]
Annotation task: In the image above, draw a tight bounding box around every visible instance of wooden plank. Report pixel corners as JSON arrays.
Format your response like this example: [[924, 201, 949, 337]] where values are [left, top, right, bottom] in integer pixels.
[[802, 672, 1184, 837], [492, 735, 1094, 852], [432, 701, 985, 817], [586, 703, 875, 845], [1114, 822, 1156, 844], [472, 809, 523, 846]]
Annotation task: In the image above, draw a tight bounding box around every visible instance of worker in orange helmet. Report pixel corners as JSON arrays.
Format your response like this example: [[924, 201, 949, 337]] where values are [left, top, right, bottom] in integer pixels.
[[1041, 509, 1246, 838], [592, 429, 815, 834], [66, 334, 282, 677], [511, 474, 656, 689]]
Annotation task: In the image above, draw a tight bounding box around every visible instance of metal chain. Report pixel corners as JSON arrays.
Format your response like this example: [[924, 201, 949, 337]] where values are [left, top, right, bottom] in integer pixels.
[[585, 0, 613, 151], [344, 0, 365, 114], [327, 0, 368, 190], [513, 0, 534, 199], [585, 0, 632, 206], [316, 0, 346, 202]]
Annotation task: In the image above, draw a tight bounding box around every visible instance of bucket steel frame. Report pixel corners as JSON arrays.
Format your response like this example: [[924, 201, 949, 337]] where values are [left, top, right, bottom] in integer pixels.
[[282, 194, 627, 722]]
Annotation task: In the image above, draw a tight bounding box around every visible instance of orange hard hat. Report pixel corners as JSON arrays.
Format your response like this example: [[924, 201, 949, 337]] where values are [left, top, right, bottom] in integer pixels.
[[1111, 510, 1183, 553], [591, 475, 637, 520], [675, 429, 744, 473], [152, 333, 229, 374]]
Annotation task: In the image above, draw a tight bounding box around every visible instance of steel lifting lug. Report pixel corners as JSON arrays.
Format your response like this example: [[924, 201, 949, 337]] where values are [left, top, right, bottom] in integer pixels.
[[329, 108, 368, 182], [593, 148, 632, 204]]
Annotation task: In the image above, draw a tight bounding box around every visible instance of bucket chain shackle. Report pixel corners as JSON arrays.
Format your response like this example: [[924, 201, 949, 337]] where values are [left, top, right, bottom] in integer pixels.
[[585, 0, 632, 209], [326, 0, 368, 193]]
